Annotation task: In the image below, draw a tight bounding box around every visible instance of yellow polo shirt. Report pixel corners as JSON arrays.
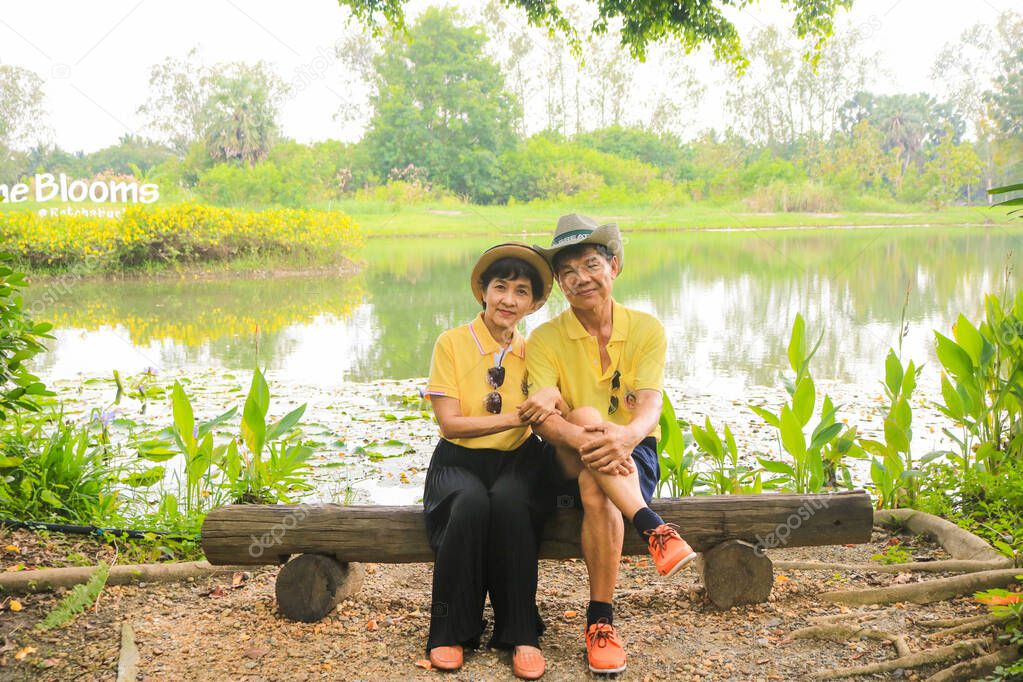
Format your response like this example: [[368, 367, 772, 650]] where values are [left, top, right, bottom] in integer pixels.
[[425, 313, 531, 451], [526, 299, 665, 439]]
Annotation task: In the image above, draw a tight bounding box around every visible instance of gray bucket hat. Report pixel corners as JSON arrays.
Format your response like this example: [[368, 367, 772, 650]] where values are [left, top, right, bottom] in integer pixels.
[[533, 214, 624, 273]]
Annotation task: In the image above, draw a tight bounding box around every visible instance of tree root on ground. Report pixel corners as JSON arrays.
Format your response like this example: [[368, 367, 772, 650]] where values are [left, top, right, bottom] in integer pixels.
[[785, 622, 910, 658], [812, 638, 990, 679], [819, 568, 1022, 606], [917, 615, 991, 629], [923, 645, 1020, 682], [873, 509, 1010, 564], [791, 510, 1021, 680], [0, 561, 250, 595], [921, 614, 1010, 639], [773, 558, 1011, 573]]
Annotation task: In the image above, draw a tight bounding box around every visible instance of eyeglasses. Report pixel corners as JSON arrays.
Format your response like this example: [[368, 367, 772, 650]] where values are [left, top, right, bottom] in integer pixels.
[[608, 369, 621, 415], [485, 365, 506, 414]]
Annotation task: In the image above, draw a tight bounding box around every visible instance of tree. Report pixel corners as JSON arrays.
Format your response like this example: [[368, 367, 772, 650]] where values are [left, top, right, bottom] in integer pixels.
[[923, 128, 983, 207], [137, 49, 211, 155], [0, 64, 48, 181], [725, 25, 875, 149], [986, 48, 1023, 140], [362, 7, 518, 202], [85, 134, 174, 176], [202, 63, 288, 167], [336, 0, 852, 64], [839, 93, 962, 176], [138, 52, 288, 165]]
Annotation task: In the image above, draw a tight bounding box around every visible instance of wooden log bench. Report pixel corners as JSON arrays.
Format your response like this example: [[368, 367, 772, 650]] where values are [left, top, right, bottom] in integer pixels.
[[201, 490, 872, 622]]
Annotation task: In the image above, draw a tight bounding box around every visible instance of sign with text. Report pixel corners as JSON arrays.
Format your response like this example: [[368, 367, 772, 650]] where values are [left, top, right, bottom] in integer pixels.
[[0, 173, 159, 206]]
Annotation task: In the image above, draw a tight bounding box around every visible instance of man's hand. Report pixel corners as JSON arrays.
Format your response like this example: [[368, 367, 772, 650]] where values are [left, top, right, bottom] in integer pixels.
[[579, 422, 638, 475], [518, 386, 562, 425]]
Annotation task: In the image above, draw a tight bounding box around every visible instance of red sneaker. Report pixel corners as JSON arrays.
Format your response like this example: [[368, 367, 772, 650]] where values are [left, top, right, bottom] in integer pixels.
[[646, 523, 697, 577], [585, 620, 626, 674]]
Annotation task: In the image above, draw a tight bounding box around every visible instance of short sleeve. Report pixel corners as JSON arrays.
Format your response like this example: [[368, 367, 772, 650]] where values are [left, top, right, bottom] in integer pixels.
[[425, 332, 459, 400], [525, 328, 559, 395], [633, 319, 666, 392]]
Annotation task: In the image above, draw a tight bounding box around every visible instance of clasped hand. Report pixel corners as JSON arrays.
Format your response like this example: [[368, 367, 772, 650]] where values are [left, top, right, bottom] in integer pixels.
[[579, 422, 636, 476], [517, 387, 562, 425]]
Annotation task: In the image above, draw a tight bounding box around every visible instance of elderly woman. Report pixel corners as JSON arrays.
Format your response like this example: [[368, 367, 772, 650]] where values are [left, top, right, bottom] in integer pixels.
[[422, 243, 561, 680]]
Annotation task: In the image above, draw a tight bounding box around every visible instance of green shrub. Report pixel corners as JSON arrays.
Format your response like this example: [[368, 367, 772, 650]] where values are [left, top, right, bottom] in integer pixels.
[[0, 411, 120, 524], [499, 135, 660, 203], [743, 180, 841, 212], [0, 254, 54, 418]]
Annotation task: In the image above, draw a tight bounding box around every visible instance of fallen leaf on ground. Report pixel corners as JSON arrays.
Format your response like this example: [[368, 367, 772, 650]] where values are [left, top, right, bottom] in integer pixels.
[[3, 545, 19, 553], [563, 610, 578, 619], [415, 659, 432, 670], [8, 599, 23, 612], [366, 619, 378, 631], [14, 646, 36, 661], [231, 572, 250, 588], [977, 593, 1022, 605], [775, 575, 790, 583]]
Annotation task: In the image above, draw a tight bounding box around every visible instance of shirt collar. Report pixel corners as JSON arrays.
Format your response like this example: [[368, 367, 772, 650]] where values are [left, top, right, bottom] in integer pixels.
[[564, 299, 627, 342], [469, 313, 525, 358]]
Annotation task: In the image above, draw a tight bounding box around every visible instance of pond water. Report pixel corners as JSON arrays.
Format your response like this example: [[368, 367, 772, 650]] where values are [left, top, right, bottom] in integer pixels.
[[29, 226, 1022, 389], [23, 225, 1023, 504]]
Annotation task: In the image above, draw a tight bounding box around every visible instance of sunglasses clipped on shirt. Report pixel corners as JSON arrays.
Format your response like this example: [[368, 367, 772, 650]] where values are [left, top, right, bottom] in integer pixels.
[[608, 369, 621, 415], [484, 365, 505, 414]]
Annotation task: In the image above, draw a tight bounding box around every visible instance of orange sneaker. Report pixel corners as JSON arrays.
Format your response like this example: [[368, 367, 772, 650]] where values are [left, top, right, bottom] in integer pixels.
[[429, 645, 463, 671], [512, 646, 545, 679], [646, 523, 697, 577], [585, 620, 626, 674]]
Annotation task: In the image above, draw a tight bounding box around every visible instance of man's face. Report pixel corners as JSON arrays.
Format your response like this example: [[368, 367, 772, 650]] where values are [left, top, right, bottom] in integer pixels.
[[554, 246, 619, 311]]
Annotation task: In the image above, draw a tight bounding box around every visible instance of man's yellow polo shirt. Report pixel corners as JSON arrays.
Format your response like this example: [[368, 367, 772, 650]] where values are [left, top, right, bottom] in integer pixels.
[[526, 299, 665, 439], [425, 313, 531, 451]]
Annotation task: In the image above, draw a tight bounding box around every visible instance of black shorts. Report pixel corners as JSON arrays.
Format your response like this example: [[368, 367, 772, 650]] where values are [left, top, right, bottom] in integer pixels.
[[545, 436, 660, 510]]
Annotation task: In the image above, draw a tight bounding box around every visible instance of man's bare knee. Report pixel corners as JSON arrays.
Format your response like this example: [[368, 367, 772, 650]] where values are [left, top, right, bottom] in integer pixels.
[[566, 406, 603, 427]]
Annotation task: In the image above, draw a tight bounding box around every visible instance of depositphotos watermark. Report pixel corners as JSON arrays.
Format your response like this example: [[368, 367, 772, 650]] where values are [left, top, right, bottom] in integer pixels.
[[248, 503, 312, 558], [753, 494, 832, 556]]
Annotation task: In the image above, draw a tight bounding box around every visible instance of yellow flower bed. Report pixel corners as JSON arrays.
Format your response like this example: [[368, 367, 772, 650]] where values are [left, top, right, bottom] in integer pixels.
[[0, 204, 362, 268]]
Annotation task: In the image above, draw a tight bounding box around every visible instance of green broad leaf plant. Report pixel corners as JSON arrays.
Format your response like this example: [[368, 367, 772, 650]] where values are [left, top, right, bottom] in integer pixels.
[[750, 314, 859, 493]]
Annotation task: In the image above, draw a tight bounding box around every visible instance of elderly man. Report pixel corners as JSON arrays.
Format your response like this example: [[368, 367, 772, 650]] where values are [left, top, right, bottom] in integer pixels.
[[517, 214, 696, 675]]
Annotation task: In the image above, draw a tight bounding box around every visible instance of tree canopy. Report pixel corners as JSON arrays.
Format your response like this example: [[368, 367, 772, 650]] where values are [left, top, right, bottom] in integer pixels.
[[337, 0, 852, 62], [362, 7, 518, 202]]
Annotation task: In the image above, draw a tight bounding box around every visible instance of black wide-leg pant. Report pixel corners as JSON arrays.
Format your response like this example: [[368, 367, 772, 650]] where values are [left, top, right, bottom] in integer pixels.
[[423, 436, 552, 652]]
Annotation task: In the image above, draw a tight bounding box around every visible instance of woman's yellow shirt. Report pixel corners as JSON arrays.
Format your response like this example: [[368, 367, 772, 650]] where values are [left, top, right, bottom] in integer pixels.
[[425, 313, 531, 451]]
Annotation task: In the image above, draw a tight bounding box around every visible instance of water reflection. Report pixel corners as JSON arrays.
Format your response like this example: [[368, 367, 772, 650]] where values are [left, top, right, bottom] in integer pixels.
[[25, 226, 1023, 392]]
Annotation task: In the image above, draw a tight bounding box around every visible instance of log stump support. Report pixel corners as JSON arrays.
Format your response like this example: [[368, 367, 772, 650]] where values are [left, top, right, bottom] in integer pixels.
[[274, 554, 365, 622], [699, 539, 774, 609]]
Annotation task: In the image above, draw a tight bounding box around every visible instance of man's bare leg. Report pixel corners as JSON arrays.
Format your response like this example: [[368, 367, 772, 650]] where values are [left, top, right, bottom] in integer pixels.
[[555, 407, 648, 602]]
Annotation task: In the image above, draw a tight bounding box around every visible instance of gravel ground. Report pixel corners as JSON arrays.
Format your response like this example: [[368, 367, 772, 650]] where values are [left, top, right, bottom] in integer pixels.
[[0, 527, 998, 682]]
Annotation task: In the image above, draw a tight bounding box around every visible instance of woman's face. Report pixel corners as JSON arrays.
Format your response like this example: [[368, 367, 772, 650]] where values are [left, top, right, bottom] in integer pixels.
[[481, 275, 536, 331]]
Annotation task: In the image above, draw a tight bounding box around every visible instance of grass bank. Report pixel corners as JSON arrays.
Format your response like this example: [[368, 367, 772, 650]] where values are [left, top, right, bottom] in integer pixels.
[[336, 200, 1012, 237]]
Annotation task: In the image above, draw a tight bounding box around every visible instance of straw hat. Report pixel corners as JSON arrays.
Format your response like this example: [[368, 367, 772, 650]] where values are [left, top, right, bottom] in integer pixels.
[[470, 242, 554, 305], [533, 214, 624, 273]]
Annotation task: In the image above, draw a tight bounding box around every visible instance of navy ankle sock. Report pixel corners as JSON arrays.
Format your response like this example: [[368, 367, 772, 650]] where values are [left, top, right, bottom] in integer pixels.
[[632, 506, 664, 540], [586, 601, 613, 627]]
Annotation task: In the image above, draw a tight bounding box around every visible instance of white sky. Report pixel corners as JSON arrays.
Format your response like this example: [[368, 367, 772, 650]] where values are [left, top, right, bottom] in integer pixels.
[[0, 0, 1015, 153]]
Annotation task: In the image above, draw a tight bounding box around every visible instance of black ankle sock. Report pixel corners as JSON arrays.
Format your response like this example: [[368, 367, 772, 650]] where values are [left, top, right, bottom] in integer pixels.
[[632, 506, 664, 540], [586, 601, 613, 627]]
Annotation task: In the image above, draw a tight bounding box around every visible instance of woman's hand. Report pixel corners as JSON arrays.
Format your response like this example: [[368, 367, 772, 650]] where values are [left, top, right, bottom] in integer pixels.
[[517, 386, 564, 425]]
